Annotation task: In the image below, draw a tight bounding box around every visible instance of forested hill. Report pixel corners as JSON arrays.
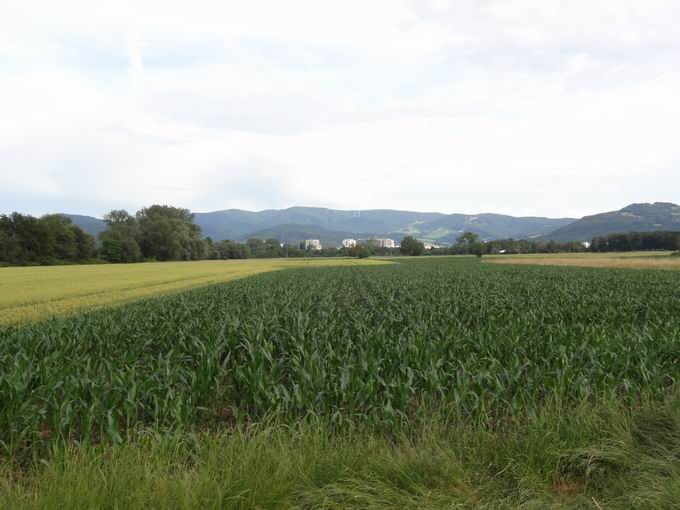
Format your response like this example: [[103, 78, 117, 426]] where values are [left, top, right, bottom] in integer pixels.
[[63, 206, 574, 243], [60, 202, 680, 243], [543, 202, 680, 242]]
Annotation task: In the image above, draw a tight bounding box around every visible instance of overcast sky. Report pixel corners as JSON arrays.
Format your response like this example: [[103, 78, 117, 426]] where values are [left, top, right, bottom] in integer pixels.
[[1, 0, 679, 219]]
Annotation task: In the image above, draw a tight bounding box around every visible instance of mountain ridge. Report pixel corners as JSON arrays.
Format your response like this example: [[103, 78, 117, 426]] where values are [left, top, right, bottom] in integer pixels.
[[542, 202, 680, 242], [60, 202, 680, 245], [64, 206, 574, 243]]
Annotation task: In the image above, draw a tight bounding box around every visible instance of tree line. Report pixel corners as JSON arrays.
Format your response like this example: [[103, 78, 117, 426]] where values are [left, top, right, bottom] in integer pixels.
[[590, 231, 680, 252], [2, 206, 679, 267], [0, 206, 398, 266], [427, 233, 589, 257], [0, 213, 95, 266]]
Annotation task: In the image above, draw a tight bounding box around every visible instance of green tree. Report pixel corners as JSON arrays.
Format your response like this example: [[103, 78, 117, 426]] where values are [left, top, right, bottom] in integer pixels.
[[400, 236, 425, 256], [247, 238, 267, 258], [99, 210, 141, 263], [0, 213, 94, 265], [136, 205, 205, 261], [349, 245, 371, 258], [204, 237, 219, 260], [470, 242, 485, 258], [457, 231, 479, 244], [265, 239, 283, 257], [215, 240, 251, 259]]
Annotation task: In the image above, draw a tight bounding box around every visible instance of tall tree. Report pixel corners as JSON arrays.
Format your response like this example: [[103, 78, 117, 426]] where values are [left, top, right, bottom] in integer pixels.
[[136, 205, 205, 261], [99, 210, 141, 263], [457, 231, 479, 244], [0, 213, 94, 265], [400, 236, 425, 256]]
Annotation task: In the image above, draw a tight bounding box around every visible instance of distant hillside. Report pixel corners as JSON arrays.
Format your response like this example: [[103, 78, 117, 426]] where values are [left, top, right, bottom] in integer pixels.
[[194, 206, 573, 242], [61, 214, 106, 237], [193, 207, 444, 241], [544, 202, 680, 241], [401, 213, 574, 243], [61, 206, 576, 244]]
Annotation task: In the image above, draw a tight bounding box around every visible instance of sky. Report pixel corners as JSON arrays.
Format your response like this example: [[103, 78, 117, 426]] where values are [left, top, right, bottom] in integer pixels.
[[1, 0, 679, 219]]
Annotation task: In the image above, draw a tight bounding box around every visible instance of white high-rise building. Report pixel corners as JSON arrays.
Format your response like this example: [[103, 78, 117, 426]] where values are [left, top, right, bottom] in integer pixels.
[[304, 239, 322, 250], [367, 238, 395, 248], [342, 239, 357, 248]]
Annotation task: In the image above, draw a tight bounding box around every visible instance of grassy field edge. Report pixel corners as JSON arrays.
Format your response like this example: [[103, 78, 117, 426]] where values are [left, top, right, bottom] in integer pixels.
[[3, 394, 680, 509]]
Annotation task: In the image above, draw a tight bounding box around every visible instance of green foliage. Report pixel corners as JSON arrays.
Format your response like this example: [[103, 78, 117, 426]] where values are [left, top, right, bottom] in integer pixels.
[[348, 245, 371, 258], [214, 239, 252, 259], [399, 236, 424, 256], [2, 257, 680, 505], [99, 210, 141, 263], [245, 238, 288, 258], [0, 212, 95, 266], [1, 258, 680, 459], [456, 231, 479, 244], [136, 205, 206, 261], [591, 231, 680, 252], [468, 242, 484, 258]]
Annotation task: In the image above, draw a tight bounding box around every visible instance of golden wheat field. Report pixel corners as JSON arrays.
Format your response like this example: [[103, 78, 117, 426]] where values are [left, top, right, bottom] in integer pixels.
[[484, 251, 680, 270], [0, 258, 389, 327]]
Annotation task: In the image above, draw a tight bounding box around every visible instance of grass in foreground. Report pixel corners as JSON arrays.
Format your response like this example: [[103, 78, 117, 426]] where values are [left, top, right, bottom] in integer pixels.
[[0, 258, 388, 327], [484, 251, 680, 270], [3, 396, 680, 509]]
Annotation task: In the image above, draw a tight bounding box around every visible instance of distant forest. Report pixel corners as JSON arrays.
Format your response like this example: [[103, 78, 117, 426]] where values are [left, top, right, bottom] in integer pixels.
[[1, 206, 679, 266]]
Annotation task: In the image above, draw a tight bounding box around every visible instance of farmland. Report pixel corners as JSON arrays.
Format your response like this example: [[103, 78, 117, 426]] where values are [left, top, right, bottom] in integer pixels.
[[2, 257, 680, 508], [484, 250, 680, 270], [0, 258, 387, 327]]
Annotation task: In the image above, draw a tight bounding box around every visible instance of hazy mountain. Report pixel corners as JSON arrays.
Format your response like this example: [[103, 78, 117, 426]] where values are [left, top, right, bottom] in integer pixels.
[[61, 205, 577, 244], [395, 213, 575, 244], [544, 202, 680, 241], [193, 207, 444, 240], [62, 204, 680, 245], [193, 207, 573, 242], [61, 214, 106, 236]]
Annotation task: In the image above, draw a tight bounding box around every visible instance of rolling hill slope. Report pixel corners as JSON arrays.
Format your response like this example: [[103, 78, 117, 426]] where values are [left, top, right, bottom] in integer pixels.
[[59, 205, 581, 244], [544, 202, 680, 241]]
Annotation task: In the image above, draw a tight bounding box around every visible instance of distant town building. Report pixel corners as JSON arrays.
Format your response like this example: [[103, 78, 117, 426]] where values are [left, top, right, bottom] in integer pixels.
[[304, 239, 322, 250], [341, 239, 357, 248], [365, 238, 396, 249], [423, 242, 440, 250], [582, 241, 592, 249]]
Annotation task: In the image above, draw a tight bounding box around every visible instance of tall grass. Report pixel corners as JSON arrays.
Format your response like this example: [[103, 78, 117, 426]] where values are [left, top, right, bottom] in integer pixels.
[[3, 396, 680, 509]]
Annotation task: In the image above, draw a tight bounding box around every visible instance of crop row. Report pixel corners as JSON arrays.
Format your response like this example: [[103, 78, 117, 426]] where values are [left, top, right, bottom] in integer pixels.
[[1, 257, 679, 456]]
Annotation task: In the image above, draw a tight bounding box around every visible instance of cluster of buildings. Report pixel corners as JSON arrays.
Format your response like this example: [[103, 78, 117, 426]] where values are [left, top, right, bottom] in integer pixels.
[[339, 238, 396, 249], [302, 237, 398, 251]]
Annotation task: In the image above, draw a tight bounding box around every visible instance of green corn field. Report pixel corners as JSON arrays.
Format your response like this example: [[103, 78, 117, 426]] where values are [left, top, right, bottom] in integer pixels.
[[2, 257, 679, 460]]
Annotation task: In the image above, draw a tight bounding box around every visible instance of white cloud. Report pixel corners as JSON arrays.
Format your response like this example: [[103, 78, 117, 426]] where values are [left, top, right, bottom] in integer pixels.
[[1, 0, 679, 217]]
